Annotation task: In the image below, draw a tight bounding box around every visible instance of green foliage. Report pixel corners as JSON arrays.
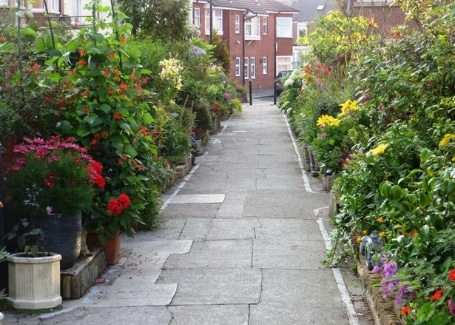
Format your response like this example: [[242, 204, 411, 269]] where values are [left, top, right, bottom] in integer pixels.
[[118, 0, 191, 41]]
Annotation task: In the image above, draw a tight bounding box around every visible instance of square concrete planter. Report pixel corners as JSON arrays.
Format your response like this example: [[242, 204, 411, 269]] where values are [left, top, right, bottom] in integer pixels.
[[6, 253, 62, 310]]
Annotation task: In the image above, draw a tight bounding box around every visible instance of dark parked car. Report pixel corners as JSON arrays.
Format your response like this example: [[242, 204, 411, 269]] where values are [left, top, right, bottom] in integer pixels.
[[274, 69, 294, 96]]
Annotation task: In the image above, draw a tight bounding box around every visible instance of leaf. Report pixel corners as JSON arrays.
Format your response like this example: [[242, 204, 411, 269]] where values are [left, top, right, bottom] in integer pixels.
[[49, 73, 62, 83], [22, 26, 36, 37]]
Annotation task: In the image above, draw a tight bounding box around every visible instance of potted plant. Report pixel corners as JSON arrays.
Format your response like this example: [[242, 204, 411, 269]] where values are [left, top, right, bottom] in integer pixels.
[[4, 136, 105, 269]]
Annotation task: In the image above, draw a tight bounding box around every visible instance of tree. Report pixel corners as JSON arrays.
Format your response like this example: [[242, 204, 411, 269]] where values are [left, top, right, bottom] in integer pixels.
[[118, 0, 190, 42]]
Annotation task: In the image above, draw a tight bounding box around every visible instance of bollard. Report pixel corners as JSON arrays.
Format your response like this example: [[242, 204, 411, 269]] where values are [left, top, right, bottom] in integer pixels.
[[249, 79, 252, 105]]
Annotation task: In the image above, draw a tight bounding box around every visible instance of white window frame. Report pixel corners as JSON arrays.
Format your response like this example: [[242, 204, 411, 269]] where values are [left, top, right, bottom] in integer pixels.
[[235, 15, 240, 34], [193, 8, 201, 27], [276, 17, 293, 38], [250, 57, 256, 79], [205, 9, 223, 35], [244, 57, 249, 79], [245, 17, 260, 40], [262, 57, 268, 75], [235, 57, 241, 76], [263, 17, 268, 35]]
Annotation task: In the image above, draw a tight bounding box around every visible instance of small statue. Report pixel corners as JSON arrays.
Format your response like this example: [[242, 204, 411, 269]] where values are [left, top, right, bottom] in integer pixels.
[[360, 231, 383, 271]]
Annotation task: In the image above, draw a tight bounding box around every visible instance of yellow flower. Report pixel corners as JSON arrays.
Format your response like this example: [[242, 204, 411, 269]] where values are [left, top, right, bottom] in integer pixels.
[[339, 99, 359, 116], [379, 231, 386, 237], [362, 229, 368, 235], [355, 236, 362, 244], [369, 143, 389, 156], [377, 216, 383, 223], [439, 133, 455, 147], [317, 114, 340, 127]]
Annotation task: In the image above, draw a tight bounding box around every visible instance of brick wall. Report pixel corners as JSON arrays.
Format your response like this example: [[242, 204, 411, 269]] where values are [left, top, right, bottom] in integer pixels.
[[352, 2, 419, 34]]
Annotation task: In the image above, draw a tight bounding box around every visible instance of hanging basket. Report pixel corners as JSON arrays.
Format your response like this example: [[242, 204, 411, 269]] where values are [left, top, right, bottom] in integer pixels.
[[38, 212, 82, 270]]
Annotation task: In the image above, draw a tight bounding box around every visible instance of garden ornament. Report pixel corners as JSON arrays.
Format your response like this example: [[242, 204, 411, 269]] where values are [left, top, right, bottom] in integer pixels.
[[360, 231, 383, 271]]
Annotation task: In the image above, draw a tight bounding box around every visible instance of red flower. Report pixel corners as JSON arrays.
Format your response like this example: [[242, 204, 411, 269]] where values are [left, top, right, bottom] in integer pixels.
[[400, 306, 411, 316], [430, 289, 443, 301], [113, 112, 122, 120], [93, 173, 105, 189], [448, 269, 455, 281], [107, 199, 123, 216], [118, 193, 131, 208], [89, 161, 103, 174], [44, 172, 56, 187]]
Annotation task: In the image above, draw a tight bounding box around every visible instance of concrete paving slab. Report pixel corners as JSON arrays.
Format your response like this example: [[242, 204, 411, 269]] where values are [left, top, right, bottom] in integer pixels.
[[255, 218, 325, 241], [207, 218, 259, 240], [156, 268, 262, 305], [168, 304, 249, 325], [82, 281, 177, 307], [242, 189, 317, 218], [169, 194, 225, 204], [164, 240, 252, 268], [162, 203, 221, 219], [250, 303, 350, 325], [178, 218, 211, 240], [253, 239, 327, 269], [216, 191, 247, 218], [37, 306, 173, 325]]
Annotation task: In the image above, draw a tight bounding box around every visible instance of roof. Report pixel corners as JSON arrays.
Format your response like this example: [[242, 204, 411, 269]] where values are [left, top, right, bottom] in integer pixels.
[[289, 0, 336, 22], [209, 0, 300, 15]]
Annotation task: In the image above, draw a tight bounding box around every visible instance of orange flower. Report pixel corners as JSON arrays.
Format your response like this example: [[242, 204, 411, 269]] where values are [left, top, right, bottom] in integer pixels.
[[119, 36, 127, 44], [113, 112, 122, 120], [430, 289, 443, 301], [448, 269, 455, 281], [401, 306, 411, 316], [78, 59, 87, 66], [108, 52, 116, 60], [376, 216, 383, 223], [32, 63, 41, 72], [0, 35, 6, 42], [103, 69, 110, 77]]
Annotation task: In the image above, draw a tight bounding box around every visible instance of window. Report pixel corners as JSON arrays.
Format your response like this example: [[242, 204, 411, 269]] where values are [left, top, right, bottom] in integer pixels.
[[244, 57, 249, 79], [262, 57, 268, 75], [235, 15, 240, 34], [193, 8, 201, 27], [263, 17, 268, 35], [235, 58, 241, 76], [46, 0, 59, 12], [276, 17, 293, 38], [0, 0, 9, 6], [245, 17, 260, 39], [205, 9, 223, 35], [250, 57, 256, 79], [276, 56, 292, 72]]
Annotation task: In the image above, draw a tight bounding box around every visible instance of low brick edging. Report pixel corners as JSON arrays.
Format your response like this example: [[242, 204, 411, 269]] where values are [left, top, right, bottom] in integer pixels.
[[357, 255, 403, 325]]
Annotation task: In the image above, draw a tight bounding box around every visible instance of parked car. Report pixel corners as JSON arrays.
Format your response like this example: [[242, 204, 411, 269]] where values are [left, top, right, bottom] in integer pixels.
[[274, 69, 294, 96]]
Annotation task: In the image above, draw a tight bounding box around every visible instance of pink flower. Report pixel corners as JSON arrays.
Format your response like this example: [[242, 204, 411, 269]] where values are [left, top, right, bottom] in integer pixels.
[[448, 299, 455, 316]]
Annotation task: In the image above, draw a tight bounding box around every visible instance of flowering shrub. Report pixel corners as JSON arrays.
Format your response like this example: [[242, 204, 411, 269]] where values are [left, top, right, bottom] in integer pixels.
[[5, 136, 104, 216]]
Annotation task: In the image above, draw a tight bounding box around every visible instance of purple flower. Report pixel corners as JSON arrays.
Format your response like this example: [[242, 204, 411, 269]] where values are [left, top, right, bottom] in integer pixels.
[[223, 92, 231, 100]]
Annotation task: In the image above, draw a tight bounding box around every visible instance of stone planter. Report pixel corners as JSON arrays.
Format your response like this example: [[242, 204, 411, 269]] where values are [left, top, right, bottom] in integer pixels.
[[7, 253, 62, 310], [322, 173, 336, 192]]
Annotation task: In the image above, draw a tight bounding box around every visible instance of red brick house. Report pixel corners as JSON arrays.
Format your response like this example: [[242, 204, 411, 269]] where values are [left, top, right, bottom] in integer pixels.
[[349, 0, 419, 34], [192, 0, 299, 90]]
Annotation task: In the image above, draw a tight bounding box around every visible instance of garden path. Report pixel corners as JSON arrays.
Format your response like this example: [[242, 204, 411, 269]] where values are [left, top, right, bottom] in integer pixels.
[[4, 94, 374, 325]]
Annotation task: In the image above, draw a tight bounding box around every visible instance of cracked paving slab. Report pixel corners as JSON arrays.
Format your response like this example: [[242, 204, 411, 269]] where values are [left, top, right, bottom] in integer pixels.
[[156, 268, 262, 305]]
